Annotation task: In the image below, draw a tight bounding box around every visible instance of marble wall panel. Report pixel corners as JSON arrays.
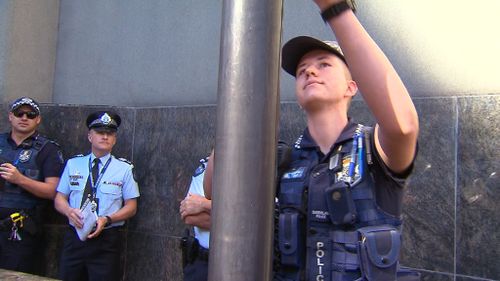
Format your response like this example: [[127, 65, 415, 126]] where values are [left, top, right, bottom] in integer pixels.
[[419, 270, 455, 281], [125, 231, 183, 281], [0, 104, 12, 132], [457, 96, 500, 280], [129, 106, 216, 238], [39, 225, 66, 278], [456, 276, 499, 281], [400, 98, 456, 272]]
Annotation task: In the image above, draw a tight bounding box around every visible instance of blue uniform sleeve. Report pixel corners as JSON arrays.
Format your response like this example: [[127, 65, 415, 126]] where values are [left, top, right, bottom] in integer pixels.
[[121, 164, 139, 200], [56, 163, 71, 195], [37, 141, 65, 178]]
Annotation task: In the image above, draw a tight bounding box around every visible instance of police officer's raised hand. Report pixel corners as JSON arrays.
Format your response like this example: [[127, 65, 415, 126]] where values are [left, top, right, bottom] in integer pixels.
[[0, 163, 24, 184], [87, 217, 107, 239]]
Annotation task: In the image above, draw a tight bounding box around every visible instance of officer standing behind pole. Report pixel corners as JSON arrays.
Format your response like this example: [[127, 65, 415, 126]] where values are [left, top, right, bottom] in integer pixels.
[[0, 97, 64, 274], [274, 0, 420, 280], [180, 156, 212, 281], [54, 111, 139, 281]]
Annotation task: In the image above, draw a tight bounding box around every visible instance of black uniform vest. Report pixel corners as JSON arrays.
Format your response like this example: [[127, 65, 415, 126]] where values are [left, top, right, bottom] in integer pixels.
[[0, 133, 49, 209], [275, 126, 419, 281]]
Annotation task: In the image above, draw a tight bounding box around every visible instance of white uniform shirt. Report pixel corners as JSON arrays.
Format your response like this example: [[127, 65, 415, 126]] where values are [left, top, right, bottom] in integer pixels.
[[186, 170, 210, 249]]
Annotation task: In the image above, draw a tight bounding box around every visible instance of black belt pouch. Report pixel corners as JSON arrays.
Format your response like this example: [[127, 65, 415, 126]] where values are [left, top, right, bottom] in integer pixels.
[[357, 225, 400, 281]]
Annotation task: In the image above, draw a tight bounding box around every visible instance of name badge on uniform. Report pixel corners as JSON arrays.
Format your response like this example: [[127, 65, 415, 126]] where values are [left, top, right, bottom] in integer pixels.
[[69, 174, 83, 180], [282, 167, 306, 179], [103, 181, 123, 187]]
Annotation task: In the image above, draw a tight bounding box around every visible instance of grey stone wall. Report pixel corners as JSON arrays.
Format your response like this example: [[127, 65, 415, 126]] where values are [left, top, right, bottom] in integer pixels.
[[1, 94, 498, 280]]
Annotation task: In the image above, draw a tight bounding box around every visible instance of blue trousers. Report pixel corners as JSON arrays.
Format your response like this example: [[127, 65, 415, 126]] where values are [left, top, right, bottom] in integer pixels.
[[59, 227, 122, 281]]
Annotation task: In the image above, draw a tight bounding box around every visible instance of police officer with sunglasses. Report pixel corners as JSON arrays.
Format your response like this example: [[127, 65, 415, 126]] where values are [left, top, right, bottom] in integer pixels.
[[0, 97, 65, 274]]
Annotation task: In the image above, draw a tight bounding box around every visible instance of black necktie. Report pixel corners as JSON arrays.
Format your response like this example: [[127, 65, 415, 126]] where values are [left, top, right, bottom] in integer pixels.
[[80, 158, 100, 208]]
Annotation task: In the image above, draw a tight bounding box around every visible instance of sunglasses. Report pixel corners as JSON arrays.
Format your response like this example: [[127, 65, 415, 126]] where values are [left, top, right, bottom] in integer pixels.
[[13, 110, 39, 119]]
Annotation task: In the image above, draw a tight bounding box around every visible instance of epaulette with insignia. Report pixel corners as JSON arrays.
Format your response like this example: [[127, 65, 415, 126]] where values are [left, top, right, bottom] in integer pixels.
[[193, 157, 208, 177], [294, 135, 303, 149], [49, 140, 62, 147], [71, 154, 85, 158], [118, 157, 133, 165]]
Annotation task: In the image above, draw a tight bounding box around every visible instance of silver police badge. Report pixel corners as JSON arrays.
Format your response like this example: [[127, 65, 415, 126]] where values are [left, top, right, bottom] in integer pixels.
[[100, 113, 112, 125], [337, 155, 361, 185], [18, 150, 32, 162]]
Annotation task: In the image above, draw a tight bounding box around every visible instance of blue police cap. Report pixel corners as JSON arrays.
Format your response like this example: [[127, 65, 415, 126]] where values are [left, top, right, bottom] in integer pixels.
[[282, 36, 347, 77], [10, 97, 41, 115], [86, 111, 121, 132]]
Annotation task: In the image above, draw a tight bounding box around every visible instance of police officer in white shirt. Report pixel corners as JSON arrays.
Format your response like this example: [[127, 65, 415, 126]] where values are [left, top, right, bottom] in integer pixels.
[[180, 157, 212, 281]]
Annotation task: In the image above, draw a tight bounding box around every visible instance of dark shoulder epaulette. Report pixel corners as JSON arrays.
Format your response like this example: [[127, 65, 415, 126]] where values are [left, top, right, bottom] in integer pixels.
[[193, 157, 209, 177], [71, 154, 85, 158], [32, 135, 51, 151], [49, 139, 61, 148], [118, 157, 133, 165]]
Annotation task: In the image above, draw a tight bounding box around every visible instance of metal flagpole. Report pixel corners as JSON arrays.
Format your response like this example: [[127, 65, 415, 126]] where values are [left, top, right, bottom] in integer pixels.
[[208, 0, 283, 280]]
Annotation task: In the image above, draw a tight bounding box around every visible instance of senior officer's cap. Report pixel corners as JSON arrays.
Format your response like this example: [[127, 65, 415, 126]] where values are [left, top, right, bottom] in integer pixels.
[[281, 36, 347, 77], [86, 111, 121, 132], [10, 97, 41, 115]]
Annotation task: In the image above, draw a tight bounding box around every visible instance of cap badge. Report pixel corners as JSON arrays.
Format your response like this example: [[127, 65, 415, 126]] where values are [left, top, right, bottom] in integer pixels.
[[100, 113, 112, 125]]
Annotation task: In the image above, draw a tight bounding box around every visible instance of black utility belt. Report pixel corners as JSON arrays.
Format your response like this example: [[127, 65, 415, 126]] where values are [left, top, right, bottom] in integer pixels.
[[198, 246, 209, 261], [0, 207, 36, 218], [0, 208, 38, 235], [69, 225, 122, 234]]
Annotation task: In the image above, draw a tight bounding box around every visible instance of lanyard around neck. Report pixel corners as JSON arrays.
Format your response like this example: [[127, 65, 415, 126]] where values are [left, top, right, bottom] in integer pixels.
[[88, 156, 112, 196]]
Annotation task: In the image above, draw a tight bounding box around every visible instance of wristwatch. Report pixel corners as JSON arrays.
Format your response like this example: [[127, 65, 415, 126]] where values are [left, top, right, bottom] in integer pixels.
[[321, 0, 357, 22]]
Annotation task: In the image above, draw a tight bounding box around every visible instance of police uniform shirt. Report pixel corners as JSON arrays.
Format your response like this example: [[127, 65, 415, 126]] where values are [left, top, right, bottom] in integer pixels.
[[295, 122, 414, 217], [185, 170, 210, 249], [1, 132, 65, 179], [57, 153, 140, 227]]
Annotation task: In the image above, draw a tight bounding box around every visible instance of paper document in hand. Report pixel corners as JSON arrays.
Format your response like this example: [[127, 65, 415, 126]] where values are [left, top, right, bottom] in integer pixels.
[[76, 199, 98, 241]]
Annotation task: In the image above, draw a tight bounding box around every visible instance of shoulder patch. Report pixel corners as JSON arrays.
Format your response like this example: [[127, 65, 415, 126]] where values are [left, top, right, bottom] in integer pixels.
[[193, 157, 208, 177], [57, 150, 65, 164], [282, 166, 306, 179], [193, 164, 206, 177]]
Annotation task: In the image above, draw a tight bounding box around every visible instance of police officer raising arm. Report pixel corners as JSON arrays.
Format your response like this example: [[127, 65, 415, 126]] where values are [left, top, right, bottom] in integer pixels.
[[300, 0, 418, 170], [274, 0, 419, 280], [54, 111, 139, 281], [0, 97, 64, 274]]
